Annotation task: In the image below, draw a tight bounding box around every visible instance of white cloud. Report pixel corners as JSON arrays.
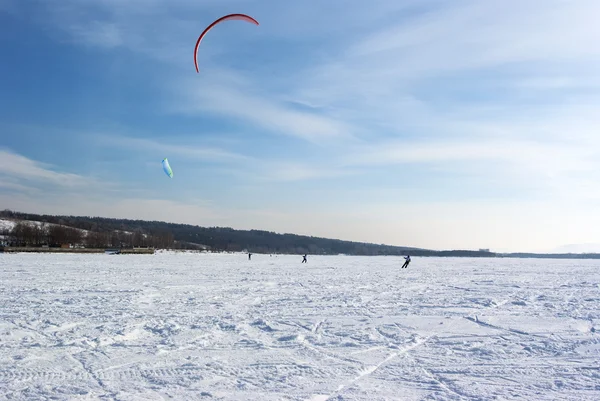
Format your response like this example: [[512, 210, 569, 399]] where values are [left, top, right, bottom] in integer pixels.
[[0, 179, 38, 194], [27, 0, 258, 66], [345, 134, 600, 204], [266, 0, 600, 204], [171, 74, 356, 143], [95, 134, 251, 163], [290, 1, 600, 124], [0, 148, 91, 187], [257, 162, 358, 182], [351, 137, 597, 172], [349, 0, 600, 74], [93, 133, 354, 183]]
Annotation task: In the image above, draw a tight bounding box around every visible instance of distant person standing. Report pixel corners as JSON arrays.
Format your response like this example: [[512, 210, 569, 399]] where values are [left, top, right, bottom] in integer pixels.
[[248, 253, 252, 260], [401, 254, 411, 268], [302, 254, 307, 263]]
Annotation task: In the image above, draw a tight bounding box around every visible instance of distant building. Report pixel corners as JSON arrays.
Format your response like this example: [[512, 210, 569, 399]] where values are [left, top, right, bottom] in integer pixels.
[[479, 248, 490, 252]]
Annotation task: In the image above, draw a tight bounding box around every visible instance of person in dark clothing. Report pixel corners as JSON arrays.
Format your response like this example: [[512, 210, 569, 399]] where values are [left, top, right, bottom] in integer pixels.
[[302, 254, 307, 263], [401, 254, 411, 268], [248, 253, 252, 260]]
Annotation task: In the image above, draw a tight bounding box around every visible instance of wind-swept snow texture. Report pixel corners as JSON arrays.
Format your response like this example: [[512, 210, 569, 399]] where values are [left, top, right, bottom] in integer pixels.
[[1, 252, 599, 400]]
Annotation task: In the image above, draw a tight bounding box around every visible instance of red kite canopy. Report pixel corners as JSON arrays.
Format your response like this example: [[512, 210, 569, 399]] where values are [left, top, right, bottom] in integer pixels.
[[194, 14, 260, 73]]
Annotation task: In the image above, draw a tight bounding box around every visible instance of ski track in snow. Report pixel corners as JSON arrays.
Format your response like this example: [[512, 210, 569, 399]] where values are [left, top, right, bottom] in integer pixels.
[[1, 252, 599, 400]]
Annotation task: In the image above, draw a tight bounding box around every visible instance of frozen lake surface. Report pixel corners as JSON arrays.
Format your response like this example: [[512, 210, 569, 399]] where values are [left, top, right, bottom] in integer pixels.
[[1, 252, 599, 400]]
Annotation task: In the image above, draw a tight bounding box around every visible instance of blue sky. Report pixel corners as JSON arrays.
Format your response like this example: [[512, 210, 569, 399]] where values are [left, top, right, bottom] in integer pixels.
[[1, 0, 600, 252]]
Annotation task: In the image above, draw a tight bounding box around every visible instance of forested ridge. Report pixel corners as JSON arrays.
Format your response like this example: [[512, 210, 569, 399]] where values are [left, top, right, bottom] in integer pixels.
[[0, 209, 491, 256], [2, 210, 598, 258]]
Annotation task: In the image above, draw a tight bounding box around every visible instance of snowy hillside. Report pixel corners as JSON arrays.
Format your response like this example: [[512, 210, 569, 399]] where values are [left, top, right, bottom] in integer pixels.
[[0, 218, 17, 232], [0, 218, 89, 235], [0, 218, 147, 243], [0, 253, 598, 400]]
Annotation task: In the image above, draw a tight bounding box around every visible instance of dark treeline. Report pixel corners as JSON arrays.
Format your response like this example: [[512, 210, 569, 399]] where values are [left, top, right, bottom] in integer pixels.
[[3, 210, 599, 258], [0, 209, 497, 256], [8, 222, 83, 247], [1, 217, 174, 249]]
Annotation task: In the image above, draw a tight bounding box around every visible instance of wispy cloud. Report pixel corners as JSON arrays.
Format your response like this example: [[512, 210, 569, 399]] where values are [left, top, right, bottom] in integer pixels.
[[289, 0, 600, 125], [29, 0, 257, 66], [94, 133, 352, 183], [0, 179, 39, 194], [256, 162, 359, 182], [170, 74, 356, 144], [342, 129, 600, 204], [22, 0, 361, 145], [347, 0, 600, 76], [0, 148, 91, 187], [350, 138, 597, 172], [94, 134, 251, 163]]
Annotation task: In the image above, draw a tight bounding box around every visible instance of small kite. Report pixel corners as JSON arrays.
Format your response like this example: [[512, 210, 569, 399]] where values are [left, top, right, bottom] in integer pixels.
[[194, 13, 259, 73], [162, 158, 173, 178]]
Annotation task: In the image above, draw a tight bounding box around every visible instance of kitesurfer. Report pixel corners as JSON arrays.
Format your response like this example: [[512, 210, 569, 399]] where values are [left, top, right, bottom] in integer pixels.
[[401, 254, 411, 268]]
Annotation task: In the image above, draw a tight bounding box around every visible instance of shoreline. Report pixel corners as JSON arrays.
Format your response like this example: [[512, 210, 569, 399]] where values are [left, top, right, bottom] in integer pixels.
[[2, 247, 599, 260], [0, 247, 155, 254]]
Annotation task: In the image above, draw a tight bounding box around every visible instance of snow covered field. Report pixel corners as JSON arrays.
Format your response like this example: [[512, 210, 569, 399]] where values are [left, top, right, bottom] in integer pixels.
[[1, 252, 599, 400]]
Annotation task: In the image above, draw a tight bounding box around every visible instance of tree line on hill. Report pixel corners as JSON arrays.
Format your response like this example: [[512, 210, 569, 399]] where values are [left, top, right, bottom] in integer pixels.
[[1, 219, 174, 249], [0, 209, 500, 256], [3, 210, 598, 258]]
